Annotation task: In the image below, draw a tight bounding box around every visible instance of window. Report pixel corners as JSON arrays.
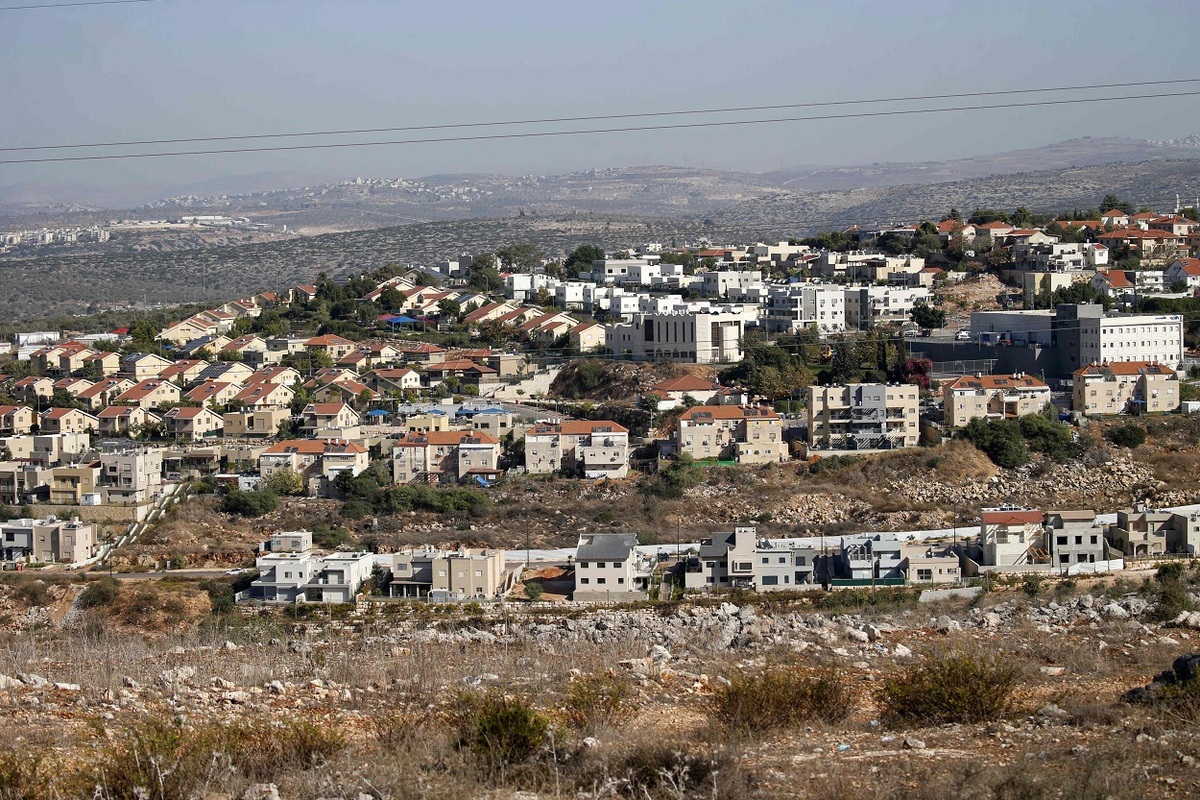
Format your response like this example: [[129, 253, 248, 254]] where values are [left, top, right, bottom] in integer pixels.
[[578, 561, 588, 569], [917, 569, 932, 581], [761, 557, 769, 564], [617, 577, 625, 585], [580, 577, 589, 585], [475, 570, 483, 578], [1091, 536, 1098, 544], [597, 577, 606, 585], [778, 556, 786, 564], [613, 561, 623, 568], [438, 570, 446, 577], [596, 562, 606, 568], [796, 556, 807, 566], [1056, 536, 1068, 546], [762, 576, 778, 586]]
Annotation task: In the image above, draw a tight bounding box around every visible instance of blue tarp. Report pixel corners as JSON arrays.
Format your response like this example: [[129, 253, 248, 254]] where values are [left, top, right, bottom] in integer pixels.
[[384, 315, 419, 324], [475, 476, 493, 487], [365, 409, 389, 417]]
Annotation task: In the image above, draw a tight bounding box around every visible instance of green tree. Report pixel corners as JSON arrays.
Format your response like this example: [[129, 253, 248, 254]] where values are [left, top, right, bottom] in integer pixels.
[[563, 244, 606, 277], [911, 301, 946, 330], [496, 242, 544, 272], [378, 287, 405, 310], [467, 253, 504, 292], [264, 467, 305, 496]]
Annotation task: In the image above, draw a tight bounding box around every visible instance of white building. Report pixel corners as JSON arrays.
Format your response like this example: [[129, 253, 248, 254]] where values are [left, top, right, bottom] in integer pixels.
[[574, 533, 655, 601], [844, 286, 931, 329], [605, 310, 749, 364], [765, 284, 846, 334]]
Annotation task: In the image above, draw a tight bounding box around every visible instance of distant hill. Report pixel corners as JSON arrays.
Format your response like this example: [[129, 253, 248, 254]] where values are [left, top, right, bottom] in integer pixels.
[[761, 136, 1200, 191], [704, 158, 1200, 238]]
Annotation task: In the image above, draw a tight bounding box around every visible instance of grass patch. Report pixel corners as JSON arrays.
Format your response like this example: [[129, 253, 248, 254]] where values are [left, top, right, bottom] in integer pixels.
[[709, 667, 852, 733], [876, 648, 1018, 726]]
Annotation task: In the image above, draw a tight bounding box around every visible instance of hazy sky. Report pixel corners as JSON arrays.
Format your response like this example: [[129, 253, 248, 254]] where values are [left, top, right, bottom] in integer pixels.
[[3, 0, 1200, 191]]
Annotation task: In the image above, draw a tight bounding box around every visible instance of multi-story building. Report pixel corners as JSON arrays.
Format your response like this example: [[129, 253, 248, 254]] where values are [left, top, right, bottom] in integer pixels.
[[525, 420, 630, 478], [675, 405, 785, 464], [844, 286, 930, 329], [764, 284, 846, 334], [979, 506, 1045, 567], [1071, 360, 1180, 416], [574, 533, 654, 601], [1044, 510, 1108, 569], [99, 448, 164, 503], [222, 408, 289, 439], [0, 405, 35, 436], [300, 403, 361, 439], [1107, 508, 1171, 558], [259, 439, 369, 496], [685, 526, 822, 592], [386, 547, 507, 600], [604, 310, 749, 364], [942, 373, 1051, 428], [807, 384, 919, 450], [391, 431, 501, 485], [0, 516, 96, 564]]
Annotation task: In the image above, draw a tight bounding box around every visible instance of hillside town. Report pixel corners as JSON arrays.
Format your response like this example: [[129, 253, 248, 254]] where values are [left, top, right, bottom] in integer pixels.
[[1, 198, 1199, 607]]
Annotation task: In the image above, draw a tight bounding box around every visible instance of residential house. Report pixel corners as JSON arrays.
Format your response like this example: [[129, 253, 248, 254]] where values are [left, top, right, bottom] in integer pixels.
[[386, 547, 507, 600], [184, 380, 244, 409], [262, 530, 313, 553], [120, 353, 172, 381], [0, 517, 96, 564], [807, 384, 920, 450], [524, 420, 629, 479], [303, 551, 376, 603], [1072, 360, 1180, 416], [574, 533, 654, 601], [76, 378, 134, 411], [195, 361, 255, 387], [833, 533, 906, 583], [676, 405, 786, 463], [647, 375, 721, 411], [39, 407, 98, 435], [232, 381, 295, 411], [223, 408, 289, 439], [162, 406, 225, 441], [158, 359, 209, 387], [259, 439, 369, 496], [391, 431, 501, 485], [980, 507, 1046, 567], [99, 449, 163, 504], [901, 542, 962, 584], [97, 405, 160, 437], [81, 351, 121, 377], [310, 378, 377, 406], [0, 406, 35, 436], [301, 403, 361, 439], [1107, 508, 1171, 557], [250, 552, 317, 603], [569, 322, 605, 353], [220, 334, 267, 360], [1165, 257, 1200, 290], [114, 379, 182, 410], [48, 463, 101, 504], [942, 373, 1051, 428], [421, 360, 499, 387], [365, 368, 422, 395], [178, 333, 233, 358], [12, 377, 54, 403], [1044, 510, 1108, 569], [685, 526, 821, 592], [304, 334, 357, 362], [246, 365, 301, 386]]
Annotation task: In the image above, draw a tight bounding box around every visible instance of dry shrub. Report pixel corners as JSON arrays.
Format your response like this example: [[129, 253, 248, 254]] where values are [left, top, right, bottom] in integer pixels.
[[0, 750, 55, 800], [876, 647, 1018, 726], [709, 667, 852, 733], [450, 690, 549, 771], [87, 716, 346, 799], [564, 672, 632, 732]]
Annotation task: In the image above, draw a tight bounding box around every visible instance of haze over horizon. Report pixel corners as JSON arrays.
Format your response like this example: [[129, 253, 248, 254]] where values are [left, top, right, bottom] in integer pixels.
[[3, 0, 1200, 195]]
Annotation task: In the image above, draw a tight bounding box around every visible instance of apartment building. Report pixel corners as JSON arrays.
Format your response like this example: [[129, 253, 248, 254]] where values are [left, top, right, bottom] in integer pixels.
[[525, 420, 630, 478], [942, 373, 1051, 428], [300, 403, 361, 439], [807, 384, 919, 450], [844, 286, 930, 329], [675, 405, 785, 464], [1107, 508, 1171, 557], [391, 431, 501, 485], [764, 284, 846, 334], [99, 448, 163, 503], [605, 310, 748, 364], [1071, 360, 1180, 416]]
